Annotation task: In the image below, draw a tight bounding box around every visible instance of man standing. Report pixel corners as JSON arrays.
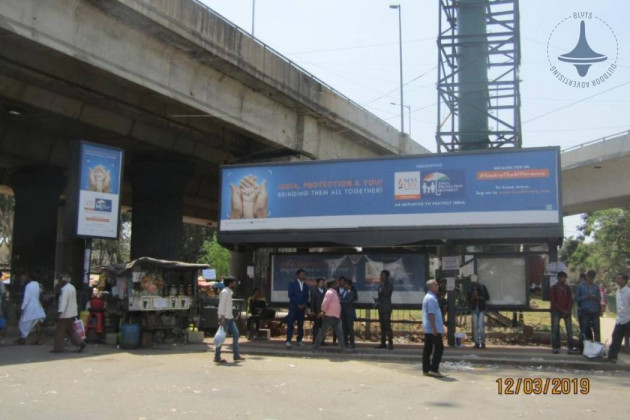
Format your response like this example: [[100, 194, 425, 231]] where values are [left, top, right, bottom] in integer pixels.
[[466, 274, 490, 349], [549, 271, 575, 354], [286, 268, 310, 348], [375, 270, 394, 350], [215, 278, 245, 364], [310, 278, 326, 344], [313, 279, 347, 352], [17, 271, 45, 345], [52, 274, 86, 353], [423, 279, 445, 378], [575, 269, 601, 342], [339, 277, 358, 349], [607, 274, 630, 363]]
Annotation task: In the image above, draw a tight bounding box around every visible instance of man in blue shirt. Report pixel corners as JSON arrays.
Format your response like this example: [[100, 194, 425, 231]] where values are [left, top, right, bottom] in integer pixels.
[[574, 270, 601, 342], [422, 279, 445, 378]]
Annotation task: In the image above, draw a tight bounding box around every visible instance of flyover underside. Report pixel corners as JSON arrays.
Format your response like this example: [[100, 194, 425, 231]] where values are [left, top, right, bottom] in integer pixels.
[[0, 28, 297, 223], [562, 154, 630, 216]]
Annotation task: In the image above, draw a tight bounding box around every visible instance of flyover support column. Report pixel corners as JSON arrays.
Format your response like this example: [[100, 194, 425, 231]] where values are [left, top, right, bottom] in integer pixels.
[[130, 155, 192, 261], [9, 166, 65, 290], [229, 249, 253, 296]]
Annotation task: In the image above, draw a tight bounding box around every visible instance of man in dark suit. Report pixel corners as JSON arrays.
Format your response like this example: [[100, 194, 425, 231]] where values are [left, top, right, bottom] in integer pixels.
[[339, 277, 358, 349], [310, 278, 326, 344], [286, 268, 310, 348], [375, 270, 394, 349]]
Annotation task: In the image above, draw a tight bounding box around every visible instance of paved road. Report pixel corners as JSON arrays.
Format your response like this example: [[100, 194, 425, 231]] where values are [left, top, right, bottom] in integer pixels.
[[0, 343, 627, 420]]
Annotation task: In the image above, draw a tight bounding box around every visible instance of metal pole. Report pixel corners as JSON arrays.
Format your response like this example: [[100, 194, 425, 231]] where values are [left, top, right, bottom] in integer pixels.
[[389, 5, 404, 134], [397, 6, 404, 134], [252, 0, 256, 36], [405, 105, 411, 137]]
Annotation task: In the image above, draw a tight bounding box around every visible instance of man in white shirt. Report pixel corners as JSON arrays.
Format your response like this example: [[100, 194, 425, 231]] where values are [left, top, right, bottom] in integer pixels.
[[18, 271, 45, 345], [51, 274, 86, 353], [607, 273, 630, 363], [215, 278, 245, 364]]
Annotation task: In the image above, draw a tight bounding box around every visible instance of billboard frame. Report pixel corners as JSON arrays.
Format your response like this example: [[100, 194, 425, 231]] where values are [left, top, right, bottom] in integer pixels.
[[218, 146, 563, 249], [73, 141, 124, 240], [268, 251, 429, 309]]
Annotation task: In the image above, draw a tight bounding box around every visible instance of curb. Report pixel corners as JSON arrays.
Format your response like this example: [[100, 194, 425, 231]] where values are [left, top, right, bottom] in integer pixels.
[[237, 345, 630, 372]]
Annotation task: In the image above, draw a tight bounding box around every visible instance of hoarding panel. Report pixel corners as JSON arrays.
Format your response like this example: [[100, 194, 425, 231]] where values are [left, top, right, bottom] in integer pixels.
[[219, 148, 560, 233], [76, 142, 123, 239], [270, 253, 427, 306], [476, 257, 528, 306]]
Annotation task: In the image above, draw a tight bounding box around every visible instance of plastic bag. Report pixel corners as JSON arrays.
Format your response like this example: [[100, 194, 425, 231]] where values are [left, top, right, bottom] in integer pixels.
[[73, 319, 86, 341], [582, 340, 604, 358], [214, 326, 226, 348]]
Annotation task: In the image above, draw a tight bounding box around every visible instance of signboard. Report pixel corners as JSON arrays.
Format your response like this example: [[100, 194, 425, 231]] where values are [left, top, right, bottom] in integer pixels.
[[442, 256, 460, 271], [219, 148, 560, 235], [545, 261, 566, 288], [270, 253, 427, 306], [76, 142, 123, 239], [476, 257, 528, 307]]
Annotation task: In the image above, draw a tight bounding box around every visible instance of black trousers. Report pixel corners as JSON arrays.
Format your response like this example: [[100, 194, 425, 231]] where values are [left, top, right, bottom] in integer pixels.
[[423, 333, 444, 373], [378, 310, 393, 344], [341, 315, 355, 346], [608, 320, 630, 360], [312, 314, 323, 343]]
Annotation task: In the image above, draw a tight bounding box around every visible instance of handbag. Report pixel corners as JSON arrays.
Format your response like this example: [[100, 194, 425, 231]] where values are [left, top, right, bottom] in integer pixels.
[[214, 326, 226, 348], [73, 319, 86, 341]]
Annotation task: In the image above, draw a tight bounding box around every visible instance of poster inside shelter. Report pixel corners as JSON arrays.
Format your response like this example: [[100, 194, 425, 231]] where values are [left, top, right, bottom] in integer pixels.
[[270, 253, 427, 305]]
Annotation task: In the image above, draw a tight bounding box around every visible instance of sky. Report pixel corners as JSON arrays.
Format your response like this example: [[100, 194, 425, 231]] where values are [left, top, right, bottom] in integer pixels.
[[199, 0, 630, 238]]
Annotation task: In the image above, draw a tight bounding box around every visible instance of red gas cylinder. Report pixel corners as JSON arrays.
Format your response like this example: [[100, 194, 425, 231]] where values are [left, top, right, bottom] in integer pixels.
[[89, 297, 105, 310], [86, 296, 106, 339]]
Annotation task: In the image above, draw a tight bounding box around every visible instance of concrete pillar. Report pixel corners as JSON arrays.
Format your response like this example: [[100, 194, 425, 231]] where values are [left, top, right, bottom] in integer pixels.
[[130, 154, 192, 261], [229, 249, 253, 296], [9, 166, 65, 290]]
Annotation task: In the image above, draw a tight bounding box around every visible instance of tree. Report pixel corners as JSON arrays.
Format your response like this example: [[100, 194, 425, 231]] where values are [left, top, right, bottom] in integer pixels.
[[180, 223, 213, 263], [197, 232, 230, 278], [561, 208, 630, 292], [0, 193, 15, 264]]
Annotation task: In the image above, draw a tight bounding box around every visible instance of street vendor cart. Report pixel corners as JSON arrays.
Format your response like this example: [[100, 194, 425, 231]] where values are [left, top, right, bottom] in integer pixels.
[[103, 257, 208, 346]]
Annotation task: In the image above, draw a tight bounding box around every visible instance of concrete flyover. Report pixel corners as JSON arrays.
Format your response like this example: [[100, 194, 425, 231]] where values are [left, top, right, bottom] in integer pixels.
[[0, 0, 427, 281], [561, 130, 630, 216], [0, 0, 427, 223]]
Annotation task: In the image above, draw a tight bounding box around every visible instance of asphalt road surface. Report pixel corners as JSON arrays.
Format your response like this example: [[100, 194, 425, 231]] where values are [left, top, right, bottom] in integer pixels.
[[0, 344, 628, 420]]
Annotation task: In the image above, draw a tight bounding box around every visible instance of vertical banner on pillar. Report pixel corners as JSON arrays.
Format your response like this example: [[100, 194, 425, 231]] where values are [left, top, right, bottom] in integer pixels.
[[75, 142, 123, 239]]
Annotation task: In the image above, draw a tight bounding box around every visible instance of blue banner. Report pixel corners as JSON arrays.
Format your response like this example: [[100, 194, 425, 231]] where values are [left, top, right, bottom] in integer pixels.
[[76, 142, 123, 238], [220, 148, 560, 231], [270, 253, 427, 305]]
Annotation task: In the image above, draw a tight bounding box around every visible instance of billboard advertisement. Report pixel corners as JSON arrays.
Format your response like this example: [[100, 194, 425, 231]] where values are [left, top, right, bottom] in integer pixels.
[[219, 148, 560, 233], [270, 253, 427, 306], [76, 142, 123, 239]]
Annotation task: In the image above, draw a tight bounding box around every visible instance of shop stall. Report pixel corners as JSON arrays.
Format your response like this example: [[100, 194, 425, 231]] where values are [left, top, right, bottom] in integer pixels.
[[102, 257, 208, 346]]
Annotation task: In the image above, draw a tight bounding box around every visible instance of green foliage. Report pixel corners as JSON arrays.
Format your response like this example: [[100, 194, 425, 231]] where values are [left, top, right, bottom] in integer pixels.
[[197, 232, 230, 277], [561, 208, 630, 292], [0, 193, 14, 248], [180, 223, 213, 263]]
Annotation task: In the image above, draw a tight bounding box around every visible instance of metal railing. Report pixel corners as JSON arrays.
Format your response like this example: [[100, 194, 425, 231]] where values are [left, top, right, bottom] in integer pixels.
[[562, 130, 630, 153]]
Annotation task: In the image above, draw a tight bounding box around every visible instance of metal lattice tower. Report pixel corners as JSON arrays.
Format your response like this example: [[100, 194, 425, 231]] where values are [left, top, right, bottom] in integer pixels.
[[436, 0, 522, 153]]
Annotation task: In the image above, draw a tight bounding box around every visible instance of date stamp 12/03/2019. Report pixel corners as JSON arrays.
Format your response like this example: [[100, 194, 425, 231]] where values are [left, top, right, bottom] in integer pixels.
[[496, 377, 590, 395]]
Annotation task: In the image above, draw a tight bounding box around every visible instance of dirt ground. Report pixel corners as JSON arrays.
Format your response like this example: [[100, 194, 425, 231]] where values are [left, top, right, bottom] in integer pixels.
[[0, 342, 628, 420]]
